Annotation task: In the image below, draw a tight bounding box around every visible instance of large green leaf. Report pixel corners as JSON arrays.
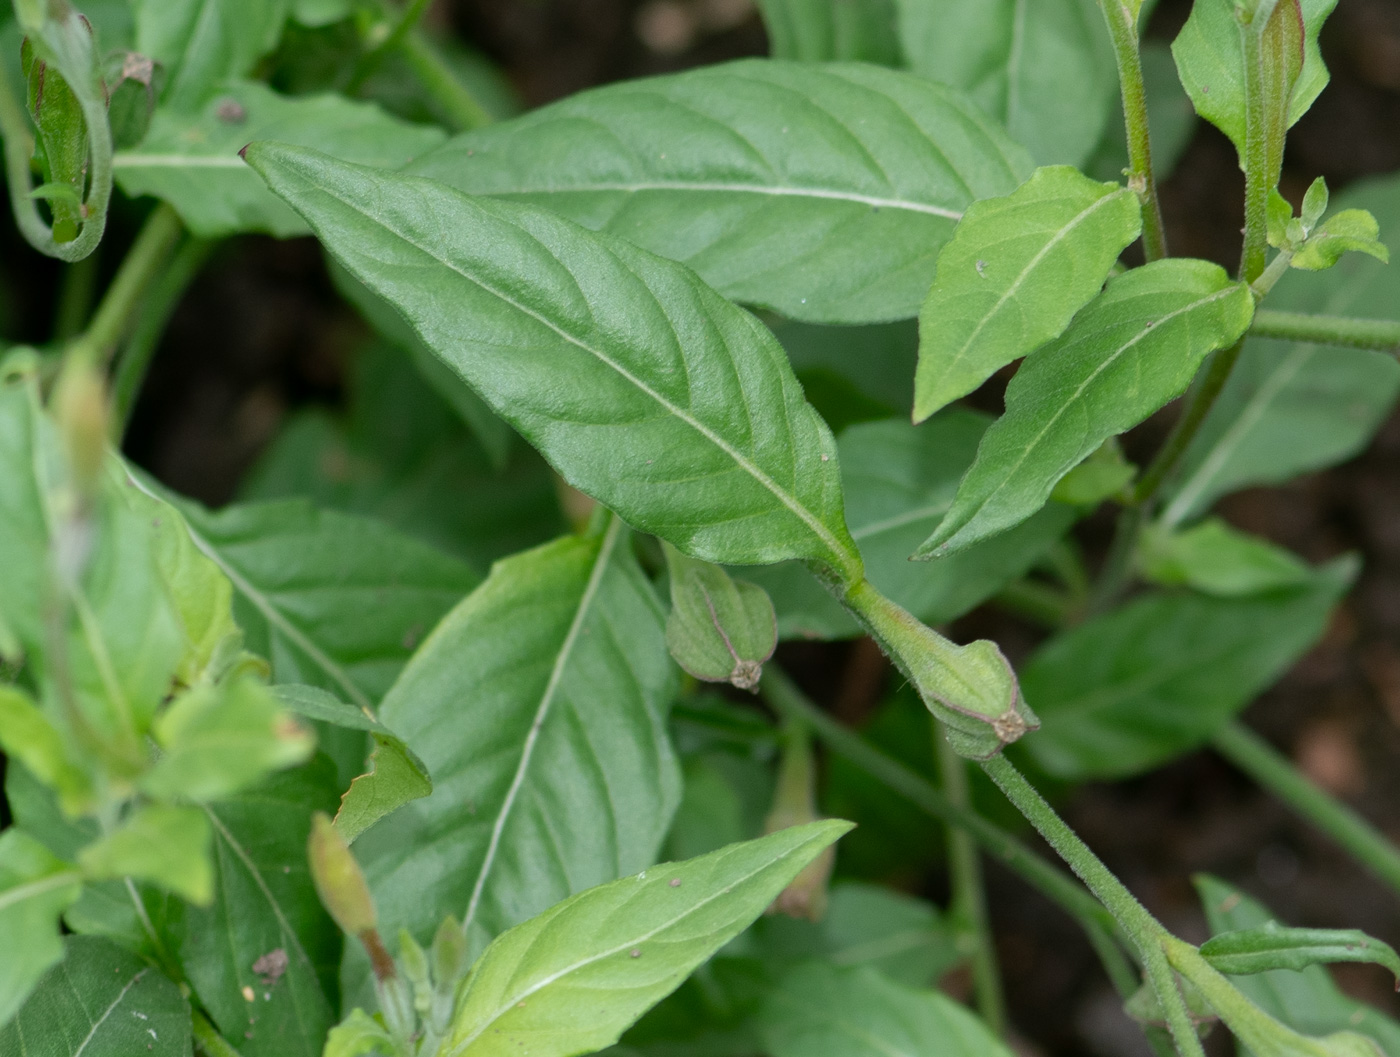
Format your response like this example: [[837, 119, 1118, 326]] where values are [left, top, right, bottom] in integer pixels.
[[441, 821, 852, 1057], [1196, 876, 1400, 1056], [247, 145, 864, 581], [1021, 558, 1356, 780], [914, 165, 1143, 419], [114, 81, 446, 238], [744, 413, 1074, 639], [758, 960, 1015, 1057], [894, 0, 1116, 166], [166, 761, 341, 1057], [756, 0, 901, 63], [0, 935, 191, 1056], [351, 523, 681, 980], [0, 829, 83, 1029], [161, 493, 478, 711], [918, 259, 1254, 557], [1163, 174, 1400, 526], [404, 60, 1032, 324], [132, 0, 289, 110]]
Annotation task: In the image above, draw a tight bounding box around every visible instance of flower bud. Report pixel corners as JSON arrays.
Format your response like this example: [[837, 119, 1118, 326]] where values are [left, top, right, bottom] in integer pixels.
[[308, 812, 378, 939]]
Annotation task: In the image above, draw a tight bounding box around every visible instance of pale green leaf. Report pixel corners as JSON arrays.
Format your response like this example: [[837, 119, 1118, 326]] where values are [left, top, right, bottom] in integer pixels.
[[0, 829, 82, 1029], [1050, 438, 1136, 506], [1163, 175, 1400, 525], [913, 166, 1143, 419], [0, 935, 191, 1056], [324, 1009, 395, 1057], [1022, 557, 1356, 780], [759, 960, 1015, 1057], [77, 803, 213, 905], [0, 686, 89, 813], [170, 762, 341, 1057], [1140, 518, 1310, 597], [895, 0, 1117, 166], [1196, 876, 1400, 1056], [405, 60, 1032, 324], [743, 412, 1074, 639], [273, 684, 432, 843], [348, 523, 681, 1003], [247, 144, 863, 580], [755, 0, 901, 63], [1292, 209, 1390, 271], [133, 0, 289, 109], [664, 545, 776, 690], [114, 81, 446, 238], [1202, 924, 1400, 984], [442, 821, 852, 1057], [918, 259, 1254, 557]]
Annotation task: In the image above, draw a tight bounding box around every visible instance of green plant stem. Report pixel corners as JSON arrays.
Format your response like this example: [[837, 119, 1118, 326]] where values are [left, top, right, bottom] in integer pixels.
[[1250, 308, 1400, 352], [367, 0, 491, 131], [72, 202, 184, 367], [1094, 0, 1168, 262], [192, 1010, 245, 1057], [349, 0, 433, 91], [53, 250, 100, 341], [935, 724, 1007, 1035], [1212, 721, 1400, 897], [759, 667, 1139, 998], [980, 755, 1206, 1057], [111, 236, 214, 435]]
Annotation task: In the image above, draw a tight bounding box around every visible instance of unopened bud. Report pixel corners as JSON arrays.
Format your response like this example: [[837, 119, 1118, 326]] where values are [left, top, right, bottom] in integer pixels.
[[431, 915, 468, 989], [53, 356, 109, 503], [664, 543, 777, 692], [308, 812, 378, 939], [763, 722, 834, 921]]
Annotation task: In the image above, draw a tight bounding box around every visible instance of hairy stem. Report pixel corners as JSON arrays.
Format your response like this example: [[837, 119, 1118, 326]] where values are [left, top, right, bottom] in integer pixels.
[[192, 1011, 246, 1057], [1212, 721, 1400, 897], [1238, 16, 1273, 286], [1095, 0, 1168, 261], [1250, 308, 1400, 352], [936, 724, 1007, 1035]]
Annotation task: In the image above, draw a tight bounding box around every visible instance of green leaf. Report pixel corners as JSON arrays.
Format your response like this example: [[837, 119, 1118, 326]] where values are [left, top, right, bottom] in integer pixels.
[[664, 545, 777, 691], [0, 685, 89, 813], [349, 524, 681, 996], [141, 674, 315, 802], [895, 0, 1117, 167], [169, 762, 341, 1057], [1050, 438, 1136, 506], [247, 144, 864, 581], [1140, 517, 1311, 597], [913, 166, 1143, 419], [1163, 175, 1400, 525], [441, 821, 852, 1057], [114, 81, 446, 238], [164, 493, 479, 710], [0, 935, 192, 1055], [404, 60, 1032, 324], [133, 0, 290, 109], [1195, 875, 1400, 1055], [1171, 0, 1333, 165], [1292, 209, 1390, 271], [772, 318, 918, 420], [1201, 923, 1400, 984], [1021, 557, 1356, 780], [273, 684, 432, 843], [324, 1009, 395, 1057], [0, 828, 82, 1028], [78, 803, 213, 904], [22, 35, 89, 243], [918, 259, 1254, 557], [743, 412, 1074, 640], [755, 0, 901, 63], [758, 960, 1015, 1057]]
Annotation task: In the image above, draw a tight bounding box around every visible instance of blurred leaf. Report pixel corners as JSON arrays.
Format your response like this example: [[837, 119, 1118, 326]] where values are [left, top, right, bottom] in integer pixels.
[[1201, 923, 1400, 984], [114, 81, 446, 238], [914, 166, 1143, 420], [1022, 558, 1356, 780], [0, 935, 191, 1055], [895, 0, 1117, 166], [756, 0, 901, 63], [133, 0, 290, 109], [77, 803, 213, 904], [1196, 875, 1400, 1056], [1140, 518, 1311, 597], [292, 0, 352, 26], [771, 318, 918, 418], [407, 59, 1032, 324], [1051, 438, 1136, 506], [744, 413, 1075, 640], [0, 828, 82, 1028]]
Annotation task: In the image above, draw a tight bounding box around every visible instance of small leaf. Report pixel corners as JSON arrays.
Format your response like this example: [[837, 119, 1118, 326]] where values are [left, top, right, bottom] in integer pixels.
[[913, 166, 1143, 420], [0, 685, 90, 814], [759, 960, 1016, 1057], [1292, 209, 1390, 271], [1140, 517, 1311, 596], [918, 259, 1254, 557], [0, 828, 82, 1028], [1301, 175, 1330, 231], [665, 544, 777, 691], [78, 803, 213, 904], [441, 821, 852, 1057], [1050, 439, 1136, 506], [1201, 923, 1400, 984], [1022, 557, 1356, 780], [406, 60, 1032, 324], [132, 0, 289, 109], [247, 143, 863, 580], [274, 684, 432, 843], [324, 1008, 396, 1057]]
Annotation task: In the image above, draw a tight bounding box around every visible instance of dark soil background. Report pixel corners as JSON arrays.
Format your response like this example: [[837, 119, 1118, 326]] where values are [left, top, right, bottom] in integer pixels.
[[6, 2, 1400, 1054]]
